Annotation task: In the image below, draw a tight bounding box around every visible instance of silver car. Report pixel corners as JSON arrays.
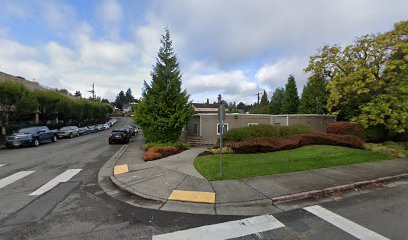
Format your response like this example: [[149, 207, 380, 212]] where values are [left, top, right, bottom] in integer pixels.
[[57, 126, 80, 138]]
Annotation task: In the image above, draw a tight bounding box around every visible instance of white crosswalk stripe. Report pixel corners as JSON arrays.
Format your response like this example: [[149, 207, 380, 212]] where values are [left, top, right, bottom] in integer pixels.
[[29, 169, 82, 196], [0, 171, 35, 189], [304, 205, 390, 240], [152, 214, 285, 240], [0, 164, 6, 167]]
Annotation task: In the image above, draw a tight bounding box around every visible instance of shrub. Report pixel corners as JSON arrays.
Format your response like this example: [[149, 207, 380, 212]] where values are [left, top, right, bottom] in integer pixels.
[[148, 146, 180, 158], [364, 142, 407, 158], [327, 121, 365, 139], [144, 142, 190, 151], [210, 147, 235, 154], [144, 151, 161, 161], [227, 133, 364, 154], [219, 124, 313, 145]]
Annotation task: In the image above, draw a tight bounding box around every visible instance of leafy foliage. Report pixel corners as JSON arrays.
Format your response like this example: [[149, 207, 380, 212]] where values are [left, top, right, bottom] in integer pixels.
[[326, 121, 365, 139], [134, 28, 194, 143], [305, 20, 408, 133]]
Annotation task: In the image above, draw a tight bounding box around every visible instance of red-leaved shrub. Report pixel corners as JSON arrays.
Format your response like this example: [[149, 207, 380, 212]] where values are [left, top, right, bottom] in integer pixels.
[[227, 133, 364, 154], [148, 146, 180, 158], [144, 151, 161, 161], [327, 122, 365, 139]]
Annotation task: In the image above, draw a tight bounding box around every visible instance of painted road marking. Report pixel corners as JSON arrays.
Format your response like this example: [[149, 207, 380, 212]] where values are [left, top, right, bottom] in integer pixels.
[[113, 164, 129, 175], [0, 171, 35, 189], [0, 164, 5, 167], [304, 205, 390, 240], [152, 214, 285, 240], [29, 169, 82, 196], [168, 190, 216, 204]]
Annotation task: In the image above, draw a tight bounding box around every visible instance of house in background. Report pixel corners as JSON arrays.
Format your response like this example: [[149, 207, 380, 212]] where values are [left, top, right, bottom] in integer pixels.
[[184, 113, 336, 146]]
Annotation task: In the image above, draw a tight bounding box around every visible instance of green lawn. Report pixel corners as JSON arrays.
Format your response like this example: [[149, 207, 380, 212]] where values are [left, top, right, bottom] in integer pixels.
[[194, 145, 392, 180]]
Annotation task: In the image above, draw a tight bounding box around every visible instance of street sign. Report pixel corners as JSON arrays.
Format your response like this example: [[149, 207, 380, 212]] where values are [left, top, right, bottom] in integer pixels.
[[218, 105, 225, 123]]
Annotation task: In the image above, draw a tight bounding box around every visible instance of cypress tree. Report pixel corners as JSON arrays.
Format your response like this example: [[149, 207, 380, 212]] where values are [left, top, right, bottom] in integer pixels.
[[268, 87, 284, 114], [134, 28, 194, 143], [299, 76, 329, 114], [282, 75, 299, 114]]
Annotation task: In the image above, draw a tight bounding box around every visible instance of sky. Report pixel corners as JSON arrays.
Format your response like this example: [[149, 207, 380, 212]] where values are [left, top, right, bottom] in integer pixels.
[[1, 0, 407, 104]]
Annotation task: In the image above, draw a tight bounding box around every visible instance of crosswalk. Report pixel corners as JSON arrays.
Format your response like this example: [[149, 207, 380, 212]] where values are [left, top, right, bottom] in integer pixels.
[[0, 166, 81, 196], [153, 206, 391, 240]]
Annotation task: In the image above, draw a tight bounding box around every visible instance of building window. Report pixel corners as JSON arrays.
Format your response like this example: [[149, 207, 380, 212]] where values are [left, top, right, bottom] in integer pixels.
[[193, 123, 198, 135], [248, 123, 258, 127], [217, 123, 229, 135]]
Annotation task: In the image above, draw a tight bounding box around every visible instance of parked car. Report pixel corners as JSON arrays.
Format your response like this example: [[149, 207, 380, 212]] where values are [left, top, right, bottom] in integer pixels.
[[108, 129, 130, 144], [88, 125, 97, 133], [130, 124, 139, 134], [57, 126, 80, 138], [95, 124, 104, 131], [123, 127, 134, 137], [103, 123, 110, 130], [78, 127, 90, 135], [5, 126, 58, 148]]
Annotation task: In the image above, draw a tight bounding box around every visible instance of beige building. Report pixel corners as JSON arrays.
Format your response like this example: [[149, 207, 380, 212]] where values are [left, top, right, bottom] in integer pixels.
[[185, 113, 336, 146]]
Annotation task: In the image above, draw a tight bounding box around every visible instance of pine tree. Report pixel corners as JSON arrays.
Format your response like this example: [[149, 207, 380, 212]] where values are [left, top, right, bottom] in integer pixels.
[[134, 28, 194, 143], [299, 76, 329, 114], [282, 75, 299, 114], [125, 88, 135, 103], [268, 87, 285, 114], [115, 90, 125, 109]]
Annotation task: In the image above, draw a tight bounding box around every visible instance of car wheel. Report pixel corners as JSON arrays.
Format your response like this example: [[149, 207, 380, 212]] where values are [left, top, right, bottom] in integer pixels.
[[33, 138, 40, 147], [69, 133, 73, 138], [52, 135, 57, 142], [77, 132, 80, 137]]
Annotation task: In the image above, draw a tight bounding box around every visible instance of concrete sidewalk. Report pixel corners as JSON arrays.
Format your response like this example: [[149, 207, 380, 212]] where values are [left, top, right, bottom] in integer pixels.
[[109, 134, 408, 216]]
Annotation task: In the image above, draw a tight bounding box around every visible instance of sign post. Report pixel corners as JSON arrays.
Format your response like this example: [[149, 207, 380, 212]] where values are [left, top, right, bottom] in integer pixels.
[[218, 105, 225, 176]]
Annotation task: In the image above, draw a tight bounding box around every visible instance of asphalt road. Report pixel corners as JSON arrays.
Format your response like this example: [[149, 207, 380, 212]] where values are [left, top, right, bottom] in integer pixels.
[[0, 117, 407, 239]]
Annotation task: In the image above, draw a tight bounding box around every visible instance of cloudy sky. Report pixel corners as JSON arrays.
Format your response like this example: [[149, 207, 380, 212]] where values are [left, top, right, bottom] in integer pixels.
[[1, 0, 407, 104]]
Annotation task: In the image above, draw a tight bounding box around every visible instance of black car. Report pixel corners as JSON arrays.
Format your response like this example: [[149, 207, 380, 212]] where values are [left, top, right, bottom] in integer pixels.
[[78, 127, 90, 135], [108, 129, 130, 144], [5, 126, 57, 148], [123, 127, 134, 137]]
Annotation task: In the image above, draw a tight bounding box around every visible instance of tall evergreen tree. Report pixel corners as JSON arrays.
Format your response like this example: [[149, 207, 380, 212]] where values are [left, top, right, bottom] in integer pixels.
[[268, 87, 285, 114], [114, 90, 125, 109], [282, 75, 299, 114], [125, 87, 135, 103], [134, 28, 194, 143], [74, 90, 82, 98], [299, 76, 329, 114]]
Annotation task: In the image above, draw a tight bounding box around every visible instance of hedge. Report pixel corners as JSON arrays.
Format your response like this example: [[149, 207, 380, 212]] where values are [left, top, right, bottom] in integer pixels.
[[219, 124, 313, 145], [327, 121, 365, 139], [143, 143, 189, 161], [227, 133, 364, 154], [144, 142, 190, 151]]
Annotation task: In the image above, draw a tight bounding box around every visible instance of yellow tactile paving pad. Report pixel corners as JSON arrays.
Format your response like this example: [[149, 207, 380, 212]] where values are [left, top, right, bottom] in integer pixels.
[[114, 164, 129, 175], [168, 190, 216, 204]]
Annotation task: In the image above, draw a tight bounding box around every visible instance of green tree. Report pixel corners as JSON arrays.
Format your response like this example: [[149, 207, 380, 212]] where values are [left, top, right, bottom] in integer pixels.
[[282, 75, 299, 114], [134, 28, 194, 143], [101, 98, 110, 104], [299, 76, 329, 114], [114, 90, 125, 109], [74, 91, 82, 98], [125, 88, 135, 103], [268, 88, 285, 114], [305, 20, 408, 132]]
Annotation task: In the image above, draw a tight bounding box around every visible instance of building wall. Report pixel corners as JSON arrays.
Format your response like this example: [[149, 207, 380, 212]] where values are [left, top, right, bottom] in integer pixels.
[[271, 116, 288, 126], [200, 114, 272, 145], [186, 115, 201, 136], [288, 115, 336, 133]]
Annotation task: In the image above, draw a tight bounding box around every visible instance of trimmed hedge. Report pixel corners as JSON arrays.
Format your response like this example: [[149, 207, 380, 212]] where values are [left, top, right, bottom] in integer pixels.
[[144, 151, 161, 161], [219, 124, 313, 145], [227, 133, 364, 154], [144, 142, 190, 151], [327, 121, 365, 139]]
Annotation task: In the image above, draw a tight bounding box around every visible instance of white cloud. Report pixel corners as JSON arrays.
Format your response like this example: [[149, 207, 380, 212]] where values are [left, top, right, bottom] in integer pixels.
[[96, 0, 123, 39], [41, 1, 77, 33], [0, 39, 38, 59]]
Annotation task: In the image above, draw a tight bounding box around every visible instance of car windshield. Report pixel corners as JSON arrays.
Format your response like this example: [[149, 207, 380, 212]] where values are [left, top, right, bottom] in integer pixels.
[[18, 127, 39, 133], [60, 127, 71, 130]]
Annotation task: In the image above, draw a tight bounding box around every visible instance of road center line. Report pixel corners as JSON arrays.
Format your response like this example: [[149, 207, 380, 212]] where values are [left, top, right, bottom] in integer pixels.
[[29, 169, 82, 196], [0, 171, 35, 189], [0, 164, 5, 167], [152, 214, 285, 240], [304, 205, 390, 240]]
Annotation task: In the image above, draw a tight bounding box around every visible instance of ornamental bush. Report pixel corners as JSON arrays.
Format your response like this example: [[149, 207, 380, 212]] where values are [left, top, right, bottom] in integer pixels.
[[144, 151, 161, 161], [220, 124, 313, 145], [327, 121, 365, 139], [227, 133, 364, 154]]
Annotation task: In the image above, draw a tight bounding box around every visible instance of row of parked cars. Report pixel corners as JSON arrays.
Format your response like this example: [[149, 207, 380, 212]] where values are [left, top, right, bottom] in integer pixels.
[[4, 119, 118, 148], [108, 124, 139, 144]]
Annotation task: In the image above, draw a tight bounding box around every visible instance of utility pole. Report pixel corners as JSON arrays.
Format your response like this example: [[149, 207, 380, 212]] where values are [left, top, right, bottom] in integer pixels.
[[88, 82, 95, 100], [256, 91, 263, 105]]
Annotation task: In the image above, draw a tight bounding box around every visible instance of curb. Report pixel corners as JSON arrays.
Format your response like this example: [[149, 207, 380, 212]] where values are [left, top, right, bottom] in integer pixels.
[[271, 173, 408, 204]]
